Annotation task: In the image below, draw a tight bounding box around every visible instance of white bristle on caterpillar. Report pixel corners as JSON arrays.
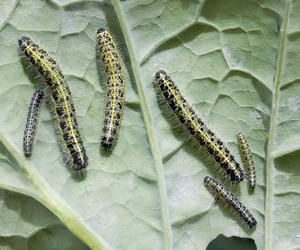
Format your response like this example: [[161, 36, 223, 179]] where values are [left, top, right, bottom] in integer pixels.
[[19, 36, 88, 170], [204, 176, 257, 230], [154, 70, 244, 184], [96, 27, 125, 151], [238, 133, 256, 189]]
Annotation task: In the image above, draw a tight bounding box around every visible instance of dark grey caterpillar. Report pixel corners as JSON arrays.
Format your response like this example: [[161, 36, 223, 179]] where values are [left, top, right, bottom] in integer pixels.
[[19, 36, 88, 170], [204, 176, 257, 230], [23, 90, 44, 157], [96, 28, 125, 150], [238, 133, 256, 189], [154, 70, 244, 184]]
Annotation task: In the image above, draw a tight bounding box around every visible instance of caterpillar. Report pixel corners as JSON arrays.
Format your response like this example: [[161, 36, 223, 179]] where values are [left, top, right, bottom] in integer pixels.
[[237, 133, 256, 189], [154, 70, 244, 184], [96, 27, 125, 150], [204, 176, 257, 230], [19, 36, 88, 170], [23, 90, 44, 157]]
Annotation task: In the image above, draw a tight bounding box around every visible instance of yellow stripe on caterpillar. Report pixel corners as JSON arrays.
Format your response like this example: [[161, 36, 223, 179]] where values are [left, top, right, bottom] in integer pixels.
[[96, 27, 125, 151], [154, 70, 244, 184], [238, 133, 256, 189], [19, 36, 88, 170], [204, 176, 257, 230]]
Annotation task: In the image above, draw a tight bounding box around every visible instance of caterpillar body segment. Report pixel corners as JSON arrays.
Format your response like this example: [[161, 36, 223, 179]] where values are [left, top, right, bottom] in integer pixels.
[[238, 133, 256, 189], [154, 70, 244, 184], [19, 36, 88, 170], [204, 176, 257, 230], [23, 90, 44, 157], [96, 28, 125, 150]]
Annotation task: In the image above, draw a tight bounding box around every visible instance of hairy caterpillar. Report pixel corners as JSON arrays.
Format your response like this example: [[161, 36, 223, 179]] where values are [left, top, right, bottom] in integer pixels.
[[96, 27, 125, 150], [154, 70, 243, 184], [19, 36, 88, 170], [23, 90, 44, 157], [237, 133, 256, 189], [204, 176, 257, 230]]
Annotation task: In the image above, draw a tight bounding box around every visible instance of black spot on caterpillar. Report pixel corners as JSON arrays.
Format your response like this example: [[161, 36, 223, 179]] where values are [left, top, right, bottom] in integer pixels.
[[23, 90, 44, 157], [238, 133, 256, 189], [154, 70, 244, 184], [204, 176, 257, 230], [96, 28, 125, 150], [19, 36, 88, 170]]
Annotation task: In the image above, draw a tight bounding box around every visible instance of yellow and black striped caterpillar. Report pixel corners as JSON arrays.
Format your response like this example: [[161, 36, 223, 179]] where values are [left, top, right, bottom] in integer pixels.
[[19, 36, 88, 170], [238, 133, 256, 189], [23, 90, 44, 157], [96, 28, 125, 150], [154, 70, 244, 184], [204, 176, 257, 230]]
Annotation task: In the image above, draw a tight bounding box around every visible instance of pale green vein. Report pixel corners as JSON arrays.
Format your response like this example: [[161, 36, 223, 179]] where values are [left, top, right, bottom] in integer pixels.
[[0, 133, 112, 250], [111, 1, 173, 249], [264, 1, 291, 250], [140, 21, 195, 66], [140, 0, 206, 66], [0, 182, 39, 200], [0, 0, 19, 31], [55, 7, 63, 56], [195, 0, 205, 21], [273, 143, 300, 159], [140, 18, 220, 66]]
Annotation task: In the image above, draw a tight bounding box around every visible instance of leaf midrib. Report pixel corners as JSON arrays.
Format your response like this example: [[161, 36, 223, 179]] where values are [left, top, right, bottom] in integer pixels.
[[0, 3, 111, 249], [0, 133, 111, 250], [264, 1, 291, 250], [111, 1, 173, 249]]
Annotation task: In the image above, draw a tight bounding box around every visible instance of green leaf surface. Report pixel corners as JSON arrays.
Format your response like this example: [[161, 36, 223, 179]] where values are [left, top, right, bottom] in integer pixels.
[[0, 0, 299, 249], [0, 189, 88, 250]]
